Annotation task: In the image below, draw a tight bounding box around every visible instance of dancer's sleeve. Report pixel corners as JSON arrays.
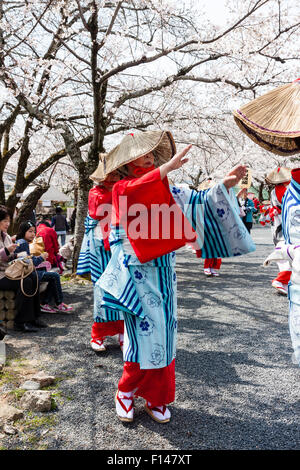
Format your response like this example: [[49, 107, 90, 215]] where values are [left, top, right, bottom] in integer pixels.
[[170, 183, 256, 258], [283, 204, 300, 245]]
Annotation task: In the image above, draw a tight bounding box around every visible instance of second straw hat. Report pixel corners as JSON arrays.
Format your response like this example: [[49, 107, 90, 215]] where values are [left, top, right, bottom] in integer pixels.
[[265, 167, 291, 185], [198, 178, 216, 190], [89, 153, 107, 183], [99, 130, 176, 182], [233, 79, 300, 156]]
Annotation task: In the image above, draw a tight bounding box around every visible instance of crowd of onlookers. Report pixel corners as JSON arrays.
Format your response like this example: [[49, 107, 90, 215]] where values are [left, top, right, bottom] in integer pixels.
[[237, 189, 274, 234], [0, 204, 74, 336]]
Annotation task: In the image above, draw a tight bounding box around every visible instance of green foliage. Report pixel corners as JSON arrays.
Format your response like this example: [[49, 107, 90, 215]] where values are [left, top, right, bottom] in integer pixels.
[[9, 388, 26, 400]]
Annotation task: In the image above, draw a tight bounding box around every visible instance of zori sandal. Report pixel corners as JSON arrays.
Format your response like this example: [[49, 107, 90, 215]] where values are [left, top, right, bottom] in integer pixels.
[[115, 390, 134, 422], [144, 402, 171, 423]]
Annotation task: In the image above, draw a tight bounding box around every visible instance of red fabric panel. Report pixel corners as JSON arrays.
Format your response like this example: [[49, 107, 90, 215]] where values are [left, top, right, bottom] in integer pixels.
[[274, 184, 288, 204], [291, 168, 300, 184], [118, 359, 176, 407], [273, 270, 291, 285], [204, 258, 222, 269], [112, 168, 196, 263], [88, 186, 112, 220], [88, 186, 112, 250], [91, 320, 124, 340]]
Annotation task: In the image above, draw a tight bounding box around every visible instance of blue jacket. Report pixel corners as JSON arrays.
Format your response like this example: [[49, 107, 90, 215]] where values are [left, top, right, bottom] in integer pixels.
[[243, 198, 256, 223]]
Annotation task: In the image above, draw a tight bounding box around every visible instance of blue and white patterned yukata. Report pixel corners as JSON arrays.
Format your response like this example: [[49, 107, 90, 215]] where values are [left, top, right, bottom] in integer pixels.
[[281, 176, 300, 366], [77, 215, 123, 323], [99, 183, 255, 369]]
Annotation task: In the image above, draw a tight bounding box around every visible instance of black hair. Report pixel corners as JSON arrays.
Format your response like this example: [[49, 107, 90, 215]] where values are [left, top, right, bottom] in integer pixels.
[[0, 205, 11, 222], [56, 206, 62, 214], [37, 216, 51, 228], [16, 221, 36, 241]]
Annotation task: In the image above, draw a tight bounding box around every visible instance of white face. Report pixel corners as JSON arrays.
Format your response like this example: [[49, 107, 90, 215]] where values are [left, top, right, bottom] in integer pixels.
[[131, 152, 155, 168], [25, 226, 36, 242], [0, 216, 10, 233]]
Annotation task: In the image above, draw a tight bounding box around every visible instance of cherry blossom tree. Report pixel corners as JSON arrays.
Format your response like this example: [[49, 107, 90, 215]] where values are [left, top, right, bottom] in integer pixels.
[[0, 0, 299, 268]]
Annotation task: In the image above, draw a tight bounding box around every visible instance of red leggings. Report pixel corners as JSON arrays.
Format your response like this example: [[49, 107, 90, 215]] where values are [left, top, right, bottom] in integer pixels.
[[273, 271, 291, 285], [204, 258, 222, 269], [118, 359, 176, 407], [91, 320, 124, 341]]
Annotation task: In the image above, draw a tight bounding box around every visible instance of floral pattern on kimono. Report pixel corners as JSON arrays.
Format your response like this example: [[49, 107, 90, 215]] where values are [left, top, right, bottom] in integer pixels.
[[99, 182, 255, 369]]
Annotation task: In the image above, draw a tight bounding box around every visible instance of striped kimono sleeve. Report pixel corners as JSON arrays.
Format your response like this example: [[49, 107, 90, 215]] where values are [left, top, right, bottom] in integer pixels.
[[77, 215, 107, 284], [281, 179, 300, 366], [77, 216, 98, 277], [170, 183, 256, 258], [282, 179, 300, 245]]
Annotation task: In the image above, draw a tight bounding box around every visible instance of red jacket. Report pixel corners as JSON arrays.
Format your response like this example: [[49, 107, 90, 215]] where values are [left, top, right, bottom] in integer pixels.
[[36, 223, 60, 266], [88, 185, 112, 251], [112, 168, 196, 263]]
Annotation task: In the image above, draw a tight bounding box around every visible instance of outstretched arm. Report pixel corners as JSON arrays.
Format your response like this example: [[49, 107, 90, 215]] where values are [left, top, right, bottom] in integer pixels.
[[160, 145, 248, 191]]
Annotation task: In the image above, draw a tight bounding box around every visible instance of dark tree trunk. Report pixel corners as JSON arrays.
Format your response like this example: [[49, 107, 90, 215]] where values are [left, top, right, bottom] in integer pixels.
[[258, 182, 264, 202], [10, 185, 49, 234], [72, 172, 93, 273]]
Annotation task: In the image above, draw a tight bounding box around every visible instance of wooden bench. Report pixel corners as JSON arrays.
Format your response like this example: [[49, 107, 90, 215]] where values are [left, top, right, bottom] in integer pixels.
[[0, 290, 18, 330], [0, 282, 48, 329]]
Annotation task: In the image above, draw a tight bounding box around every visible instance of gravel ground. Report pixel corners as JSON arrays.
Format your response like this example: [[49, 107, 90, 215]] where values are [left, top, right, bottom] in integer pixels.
[[2, 225, 300, 450]]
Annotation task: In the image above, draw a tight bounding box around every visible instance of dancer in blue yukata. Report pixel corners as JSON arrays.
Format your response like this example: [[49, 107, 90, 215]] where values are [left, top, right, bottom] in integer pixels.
[[264, 168, 300, 367], [77, 157, 124, 352], [233, 78, 300, 369], [95, 130, 255, 424]]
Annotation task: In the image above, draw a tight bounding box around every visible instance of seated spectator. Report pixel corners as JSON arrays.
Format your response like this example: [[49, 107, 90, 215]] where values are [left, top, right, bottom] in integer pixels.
[[15, 221, 73, 313], [59, 237, 74, 266], [0, 207, 46, 332], [36, 217, 61, 270]]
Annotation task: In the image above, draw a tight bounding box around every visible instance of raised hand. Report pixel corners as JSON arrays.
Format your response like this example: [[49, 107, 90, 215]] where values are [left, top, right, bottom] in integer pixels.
[[160, 145, 192, 179], [223, 165, 248, 190]]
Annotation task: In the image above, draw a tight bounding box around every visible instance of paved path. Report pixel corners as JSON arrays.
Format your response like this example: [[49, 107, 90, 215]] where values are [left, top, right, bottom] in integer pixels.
[[2, 226, 300, 450]]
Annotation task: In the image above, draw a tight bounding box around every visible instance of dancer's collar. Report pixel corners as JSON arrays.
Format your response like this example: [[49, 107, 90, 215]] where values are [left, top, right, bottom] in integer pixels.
[[130, 164, 156, 177]]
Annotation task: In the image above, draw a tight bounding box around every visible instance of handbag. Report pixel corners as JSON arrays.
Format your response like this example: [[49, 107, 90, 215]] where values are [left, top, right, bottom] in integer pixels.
[[29, 236, 45, 256], [239, 206, 246, 218], [5, 257, 39, 297]]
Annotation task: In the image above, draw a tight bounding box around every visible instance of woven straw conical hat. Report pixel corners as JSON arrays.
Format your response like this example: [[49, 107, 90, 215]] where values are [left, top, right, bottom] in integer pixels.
[[265, 167, 291, 185], [198, 178, 216, 190], [98, 130, 176, 182], [89, 153, 107, 183], [233, 79, 300, 156]]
